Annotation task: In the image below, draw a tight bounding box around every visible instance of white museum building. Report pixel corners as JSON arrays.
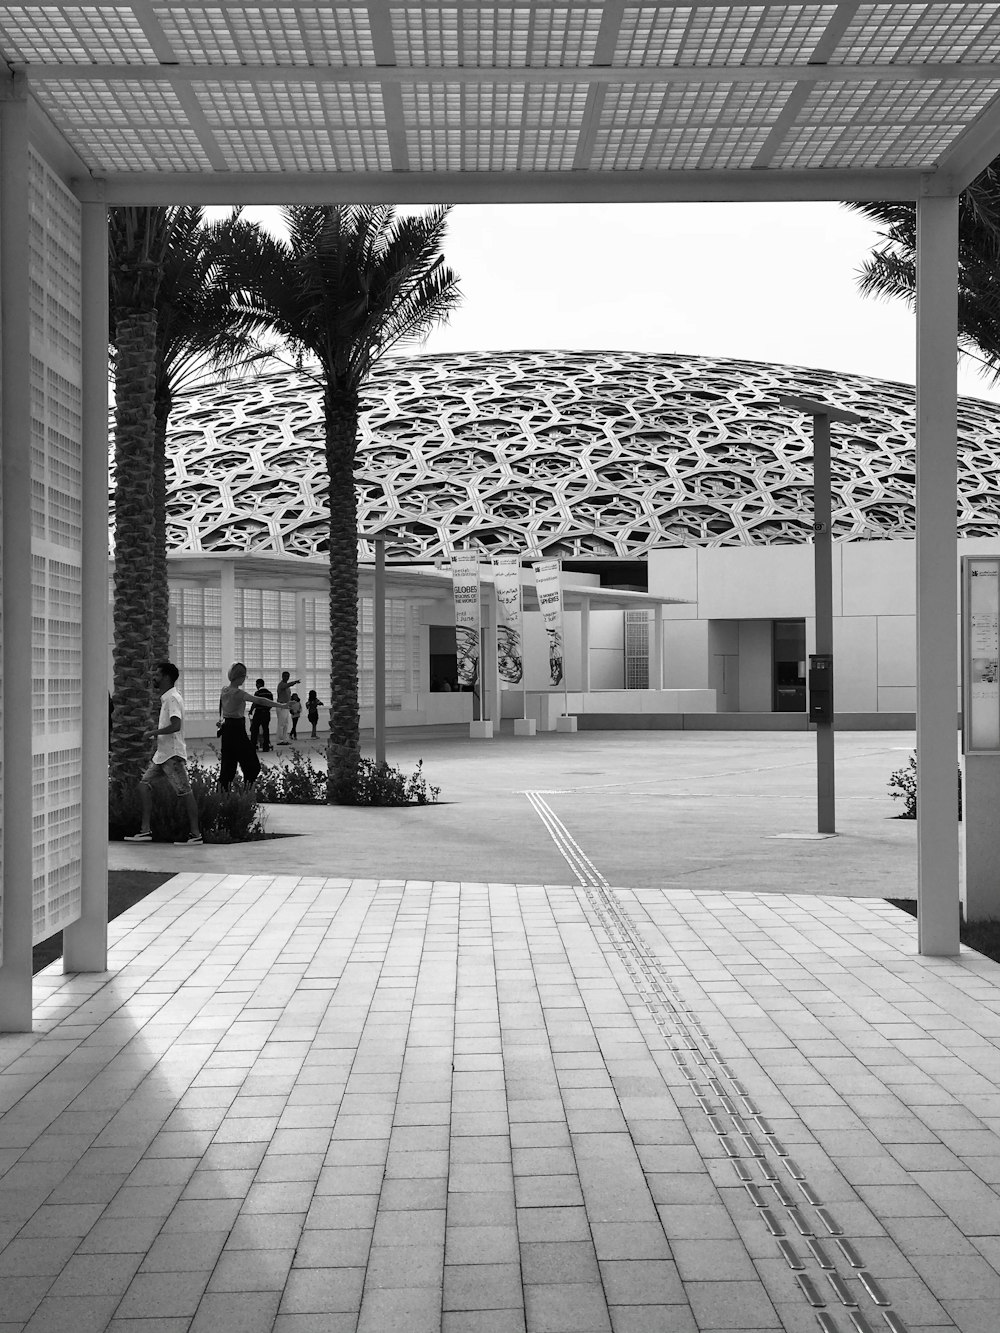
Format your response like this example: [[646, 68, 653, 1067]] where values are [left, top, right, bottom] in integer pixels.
[[125, 348, 1000, 735]]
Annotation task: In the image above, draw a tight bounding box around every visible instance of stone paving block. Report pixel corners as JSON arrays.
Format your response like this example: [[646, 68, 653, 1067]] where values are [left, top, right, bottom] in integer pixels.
[[444, 1223, 518, 1266], [523, 1281, 612, 1332], [188, 1291, 282, 1333], [355, 1286, 442, 1333], [21, 1294, 120, 1333]]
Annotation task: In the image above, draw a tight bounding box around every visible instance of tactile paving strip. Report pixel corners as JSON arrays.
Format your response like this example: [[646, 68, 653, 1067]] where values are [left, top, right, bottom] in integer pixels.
[[526, 789, 911, 1333]]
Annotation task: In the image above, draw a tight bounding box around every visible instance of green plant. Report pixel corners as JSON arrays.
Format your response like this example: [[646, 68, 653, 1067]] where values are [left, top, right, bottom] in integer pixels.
[[348, 757, 441, 807], [109, 758, 266, 842], [254, 748, 328, 804], [887, 751, 962, 820], [888, 753, 918, 818]]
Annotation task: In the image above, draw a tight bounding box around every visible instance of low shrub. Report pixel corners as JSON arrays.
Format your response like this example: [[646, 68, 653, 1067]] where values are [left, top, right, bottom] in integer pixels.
[[887, 750, 962, 820], [257, 747, 441, 807], [254, 748, 327, 804], [888, 753, 917, 819], [109, 758, 266, 842], [351, 757, 441, 807]]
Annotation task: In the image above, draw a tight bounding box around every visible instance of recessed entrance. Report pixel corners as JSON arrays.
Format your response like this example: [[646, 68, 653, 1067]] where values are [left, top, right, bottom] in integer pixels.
[[773, 619, 806, 712]]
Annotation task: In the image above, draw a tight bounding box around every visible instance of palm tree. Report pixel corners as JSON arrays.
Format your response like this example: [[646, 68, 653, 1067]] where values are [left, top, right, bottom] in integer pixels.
[[109, 207, 267, 786], [220, 206, 461, 801], [848, 158, 1000, 382], [108, 207, 175, 785]]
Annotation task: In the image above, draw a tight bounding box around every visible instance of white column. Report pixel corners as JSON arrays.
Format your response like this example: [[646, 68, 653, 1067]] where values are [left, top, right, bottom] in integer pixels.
[[580, 597, 591, 692], [651, 605, 664, 690], [374, 540, 386, 765], [915, 194, 961, 956], [63, 198, 109, 974], [295, 589, 307, 682], [0, 79, 35, 1029], [220, 561, 236, 668]]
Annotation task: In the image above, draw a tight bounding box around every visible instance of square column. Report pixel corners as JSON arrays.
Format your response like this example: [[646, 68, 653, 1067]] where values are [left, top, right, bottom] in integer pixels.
[[580, 597, 591, 692], [220, 561, 236, 668], [0, 81, 34, 1029], [63, 199, 109, 974], [915, 194, 961, 957]]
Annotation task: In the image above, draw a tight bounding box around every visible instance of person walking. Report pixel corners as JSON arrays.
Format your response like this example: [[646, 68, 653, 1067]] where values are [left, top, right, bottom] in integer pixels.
[[306, 689, 323, 739], [275, 670, 300, 745], [249, 677, 273, 751], [289, 693, 302, 741], [124, 661, 202, 846], [218, 662, 280, 790]]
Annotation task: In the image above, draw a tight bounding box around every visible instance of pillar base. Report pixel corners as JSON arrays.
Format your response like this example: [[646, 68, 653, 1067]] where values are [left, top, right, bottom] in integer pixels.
[[514, 719, 536, 737], [555, 716, 578, 733], [469, 720, 494, 739]]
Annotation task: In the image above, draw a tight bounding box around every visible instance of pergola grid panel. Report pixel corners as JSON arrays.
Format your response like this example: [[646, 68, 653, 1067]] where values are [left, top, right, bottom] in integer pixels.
[[156, 5, 377, 66], [392, 4, 604, 66], [0, 5, 998, 190], [36, 79, 213, 172], [772, 78, 1000, 171], [615, 4, 840, 68], [596, 80, 792, 170], [199, 80, 392, 172], [123, 351, 1000, 567], [0, 5, 157, 63], [832, 1, 1000, 64]]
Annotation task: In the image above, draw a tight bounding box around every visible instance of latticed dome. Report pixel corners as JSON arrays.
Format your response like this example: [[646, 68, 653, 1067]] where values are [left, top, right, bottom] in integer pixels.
[[139, 350, 1000, 561]]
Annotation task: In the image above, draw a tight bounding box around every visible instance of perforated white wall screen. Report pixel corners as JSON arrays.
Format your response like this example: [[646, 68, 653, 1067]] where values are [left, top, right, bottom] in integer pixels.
[[28, 149, 83, 945]]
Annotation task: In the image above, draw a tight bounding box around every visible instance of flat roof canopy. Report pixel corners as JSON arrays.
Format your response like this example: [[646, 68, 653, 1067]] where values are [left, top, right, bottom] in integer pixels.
[[3, 3, 1000, 206]]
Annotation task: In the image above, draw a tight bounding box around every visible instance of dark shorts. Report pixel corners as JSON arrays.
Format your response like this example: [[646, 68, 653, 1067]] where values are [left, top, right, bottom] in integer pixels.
[[140, 756, 192, 797]]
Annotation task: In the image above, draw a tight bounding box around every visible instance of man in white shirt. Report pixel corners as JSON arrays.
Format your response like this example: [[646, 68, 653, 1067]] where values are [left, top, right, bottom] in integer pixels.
[[275, 669, 300, 746], [124, 661, 203, 846]]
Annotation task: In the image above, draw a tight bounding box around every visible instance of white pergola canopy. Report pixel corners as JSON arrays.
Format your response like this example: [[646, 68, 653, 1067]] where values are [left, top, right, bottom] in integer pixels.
[[0, 5, 994, 1029], [2, 3, 999, 204]]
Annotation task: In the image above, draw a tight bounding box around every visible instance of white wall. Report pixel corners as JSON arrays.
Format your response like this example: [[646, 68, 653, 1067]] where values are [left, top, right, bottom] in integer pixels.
[[651, 538, 987, 716]]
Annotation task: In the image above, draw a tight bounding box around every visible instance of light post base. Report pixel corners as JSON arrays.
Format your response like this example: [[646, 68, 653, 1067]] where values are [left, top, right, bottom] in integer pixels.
[[556, 715, 578, 733], [514, 718, 536, 737], [470, 720, 494, 739]]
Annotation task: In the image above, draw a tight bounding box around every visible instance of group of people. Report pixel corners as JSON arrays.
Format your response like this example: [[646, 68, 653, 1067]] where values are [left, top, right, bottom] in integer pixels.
[[123, 660, 325, 845]]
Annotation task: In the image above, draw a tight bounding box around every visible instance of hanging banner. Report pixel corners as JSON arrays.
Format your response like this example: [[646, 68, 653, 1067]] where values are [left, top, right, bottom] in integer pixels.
[[533, 558, 565, 686], [492, 555, 524, 686], [451, 551, 481, 687]]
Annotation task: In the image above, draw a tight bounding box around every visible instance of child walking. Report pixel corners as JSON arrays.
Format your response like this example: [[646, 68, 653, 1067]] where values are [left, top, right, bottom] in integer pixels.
[[289, 693, 302, 740], [306, 689, 324, 739]]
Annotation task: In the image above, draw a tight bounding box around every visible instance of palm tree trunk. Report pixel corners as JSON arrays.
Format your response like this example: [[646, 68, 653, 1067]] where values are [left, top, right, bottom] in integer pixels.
[[110, 310, 159, 787], [324, 385, 361, 802], [152, 393, 171, 661]]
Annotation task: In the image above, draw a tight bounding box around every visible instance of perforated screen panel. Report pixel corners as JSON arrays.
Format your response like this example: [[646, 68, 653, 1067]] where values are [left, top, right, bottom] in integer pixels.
[[28, 149, 83, 947], [141, 351, 1000, 569]]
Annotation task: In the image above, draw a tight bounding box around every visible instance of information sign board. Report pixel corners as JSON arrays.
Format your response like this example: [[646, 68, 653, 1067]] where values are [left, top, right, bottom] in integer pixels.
[[963, 556, 1000, 752]]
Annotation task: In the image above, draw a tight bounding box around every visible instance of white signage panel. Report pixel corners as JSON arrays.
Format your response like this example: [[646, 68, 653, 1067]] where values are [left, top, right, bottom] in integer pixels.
[[452, 552, 481, 688], [492, 555, 524, 686], [964, 556, 1000, 752], [533, 559, 565, 687]]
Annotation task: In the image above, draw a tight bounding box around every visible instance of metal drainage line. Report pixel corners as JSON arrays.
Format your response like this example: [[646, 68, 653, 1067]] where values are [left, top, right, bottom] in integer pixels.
[[525, 791, 909, 1333]]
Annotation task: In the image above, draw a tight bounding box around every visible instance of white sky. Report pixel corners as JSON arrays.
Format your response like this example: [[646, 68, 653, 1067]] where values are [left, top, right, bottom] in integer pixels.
[[224, 202, 1000, 406]]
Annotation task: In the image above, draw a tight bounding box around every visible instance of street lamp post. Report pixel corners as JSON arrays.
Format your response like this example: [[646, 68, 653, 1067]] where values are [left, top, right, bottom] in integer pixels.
[[778, 394, 863, 835]]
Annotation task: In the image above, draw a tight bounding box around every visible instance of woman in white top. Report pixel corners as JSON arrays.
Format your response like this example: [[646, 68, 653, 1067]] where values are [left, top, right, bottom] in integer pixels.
[[218, 661, 278, 790]]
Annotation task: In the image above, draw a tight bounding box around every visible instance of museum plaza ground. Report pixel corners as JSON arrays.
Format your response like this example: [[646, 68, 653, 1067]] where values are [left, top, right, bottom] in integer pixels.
[[4, 729, 1000, 1333]]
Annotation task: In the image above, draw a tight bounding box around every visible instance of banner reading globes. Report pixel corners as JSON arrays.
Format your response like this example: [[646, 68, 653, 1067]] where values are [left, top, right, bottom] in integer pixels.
[[450, 552, 481, 687]]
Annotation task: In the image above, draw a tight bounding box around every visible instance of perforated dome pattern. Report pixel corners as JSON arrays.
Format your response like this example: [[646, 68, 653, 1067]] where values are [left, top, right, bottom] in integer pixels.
[[134, 350, 1000, 560]]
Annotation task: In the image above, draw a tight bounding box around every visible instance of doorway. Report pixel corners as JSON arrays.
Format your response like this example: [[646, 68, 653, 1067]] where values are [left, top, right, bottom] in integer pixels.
[[772, 619, 806, 711], [429, 624, 458, 692]]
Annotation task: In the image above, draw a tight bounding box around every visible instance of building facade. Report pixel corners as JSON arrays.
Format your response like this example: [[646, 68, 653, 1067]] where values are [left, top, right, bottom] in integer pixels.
[[125, 349, 1000, 731]]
